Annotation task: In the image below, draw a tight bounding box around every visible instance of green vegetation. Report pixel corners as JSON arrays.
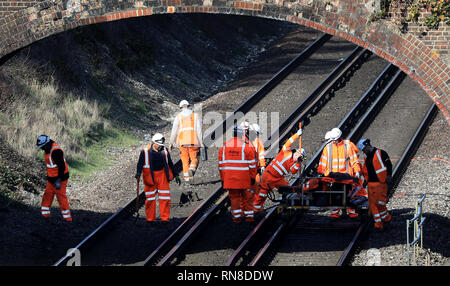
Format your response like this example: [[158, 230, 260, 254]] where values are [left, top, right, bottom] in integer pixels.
[[67, 128, 139, 181], [0, 68, 140, 182], [405, 0, 450, 28], [370, 0, 449, 29]]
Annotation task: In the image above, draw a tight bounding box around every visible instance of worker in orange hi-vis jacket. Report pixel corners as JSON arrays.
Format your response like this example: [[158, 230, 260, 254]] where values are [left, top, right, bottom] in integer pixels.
[[247, 123, 266, 209], [358, 138, 393, 231], [36, 135, 72, 222], [317, 127, 362, 219], [136, 133, 181, 222], [218, 126, 257, 223], [169, 100, 203, 184], [254, 128, 306, 213]]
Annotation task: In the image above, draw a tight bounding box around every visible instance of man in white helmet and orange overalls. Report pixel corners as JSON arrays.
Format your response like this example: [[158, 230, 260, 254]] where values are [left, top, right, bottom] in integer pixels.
[[317, 127, 362, 219], [169, 100, 203, 183], [247, 123, 266, 212], [135, 133, 181, 222], [36, 135, 72, 221]]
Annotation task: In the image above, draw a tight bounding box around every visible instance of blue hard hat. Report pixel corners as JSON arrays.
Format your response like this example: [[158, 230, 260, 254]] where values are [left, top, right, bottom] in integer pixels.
[[357, 138, 370, 150]]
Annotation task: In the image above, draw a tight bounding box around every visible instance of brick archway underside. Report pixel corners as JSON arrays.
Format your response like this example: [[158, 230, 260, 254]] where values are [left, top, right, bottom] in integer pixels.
[[0, 1, 448, 122]]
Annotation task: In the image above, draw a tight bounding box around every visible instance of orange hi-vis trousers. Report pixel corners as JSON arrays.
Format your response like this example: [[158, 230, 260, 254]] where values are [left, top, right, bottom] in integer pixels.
[[254, 171, 289, 212], [144, 169, 171, 221], [368, 182, 391, 229], [228, 189, 254, 223], [41, 180, 72, 221], [179, 146, 200, 181]]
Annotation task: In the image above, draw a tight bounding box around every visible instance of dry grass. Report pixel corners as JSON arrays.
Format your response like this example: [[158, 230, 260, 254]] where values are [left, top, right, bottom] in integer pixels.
[[0, 60, 109, 161]]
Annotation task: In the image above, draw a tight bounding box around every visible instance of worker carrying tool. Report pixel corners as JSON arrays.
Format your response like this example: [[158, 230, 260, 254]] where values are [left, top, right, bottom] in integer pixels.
[[317, 127, 362, 219], [357, 138, 393, 231], [136, 133, 181, 222], [169, 100, 204, 183], [36, 135, 72, 222], [218, 126, 257, 223], [254, 128, 306, 213]]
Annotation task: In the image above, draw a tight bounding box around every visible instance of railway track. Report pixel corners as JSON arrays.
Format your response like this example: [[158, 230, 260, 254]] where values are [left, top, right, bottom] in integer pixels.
[[229, 102, 436, 267], [142, 58, 406, 265], [54, 33, 343, 266], [54, 31, 435, 266]]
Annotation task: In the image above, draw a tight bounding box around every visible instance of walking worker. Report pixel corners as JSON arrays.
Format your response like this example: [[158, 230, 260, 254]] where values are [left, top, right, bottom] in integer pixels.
[[218, 126, 257, 223], [36, 135, 72, 222], [169, 100, 203, 183], [254, 128, 306, 213], [317, 127, 362, 219], [357, 138, 393, 231], [135, 133, 181, 222]]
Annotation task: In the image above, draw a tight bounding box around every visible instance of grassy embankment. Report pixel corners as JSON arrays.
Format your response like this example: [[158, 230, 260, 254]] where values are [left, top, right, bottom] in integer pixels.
[[0, 64, 140, 184]]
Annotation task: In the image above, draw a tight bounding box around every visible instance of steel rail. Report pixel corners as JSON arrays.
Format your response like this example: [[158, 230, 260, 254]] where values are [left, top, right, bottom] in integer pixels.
[[225, 46, 373, 266], [244, 65, 405, 266], [54, 34, 332, 266], [337, 103, 438, 266], [52, 33, 332, 266], [141, 34, 334, 266], [264, 46, 371, 154]]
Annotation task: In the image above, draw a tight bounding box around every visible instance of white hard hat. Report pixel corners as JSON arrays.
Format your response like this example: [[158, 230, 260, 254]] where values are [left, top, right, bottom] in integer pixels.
[[251, 123, 261, 134], [179, 100, 189, 108], [328, 128, 342, 141], [324, 131, 331, 140], [240, 120, 250, 130], [152, 133, 165, 146], [36, 135, 50, 149]]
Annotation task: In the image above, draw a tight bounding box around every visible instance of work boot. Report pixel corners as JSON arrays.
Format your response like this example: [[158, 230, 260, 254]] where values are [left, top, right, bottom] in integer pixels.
[[382, 213, 392, 223], [188, 169, 195, 184], [374, 221, 384, 231]]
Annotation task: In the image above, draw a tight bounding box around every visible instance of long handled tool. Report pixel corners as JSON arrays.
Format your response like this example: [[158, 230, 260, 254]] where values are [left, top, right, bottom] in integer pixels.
[[134, 178, 140, 224], [297, 122, 305, 180]]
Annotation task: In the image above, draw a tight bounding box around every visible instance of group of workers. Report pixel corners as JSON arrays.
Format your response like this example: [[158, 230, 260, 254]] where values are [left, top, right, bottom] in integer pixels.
[[35, 99, 393, 231]]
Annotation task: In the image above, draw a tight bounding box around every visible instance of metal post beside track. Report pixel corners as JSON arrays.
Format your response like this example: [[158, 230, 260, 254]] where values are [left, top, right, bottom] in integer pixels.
[[406, 194, 426, 266]]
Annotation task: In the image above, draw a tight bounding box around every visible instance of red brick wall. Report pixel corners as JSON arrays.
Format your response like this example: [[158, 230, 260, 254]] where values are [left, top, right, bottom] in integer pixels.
[[0, 0, 449, 122], [0, 0, 41, 17]]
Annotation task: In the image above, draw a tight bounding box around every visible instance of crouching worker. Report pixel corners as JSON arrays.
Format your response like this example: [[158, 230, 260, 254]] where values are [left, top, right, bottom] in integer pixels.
[[36, 135, 72, 222], [219, 126, 257, 223], [135, 133, 181, 222], [254, 129, 306, 213]]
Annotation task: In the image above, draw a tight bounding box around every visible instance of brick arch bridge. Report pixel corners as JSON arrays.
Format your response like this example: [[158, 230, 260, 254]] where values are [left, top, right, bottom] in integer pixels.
[[0, 0, 449, 122]]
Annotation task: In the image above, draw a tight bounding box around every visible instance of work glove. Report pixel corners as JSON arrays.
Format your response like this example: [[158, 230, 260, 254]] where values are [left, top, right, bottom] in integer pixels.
[[175, 175, 181, 186], [134, 173, 140, 180], [251, 178, 256, 186], [54, 179, 61, 190], [297, 128, 303, 136]]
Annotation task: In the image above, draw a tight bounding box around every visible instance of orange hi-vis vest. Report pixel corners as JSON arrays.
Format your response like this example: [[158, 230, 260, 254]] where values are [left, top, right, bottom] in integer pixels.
[[317, 139, 361, 177], [45, 142, 69, 178], [176, 112, 199, 146], [363, 149, 388, 183], [265, 133, 301, 178], [142, 145, 173, 186], [252, 137, 266, 168], [219, 137, 257, 190]]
